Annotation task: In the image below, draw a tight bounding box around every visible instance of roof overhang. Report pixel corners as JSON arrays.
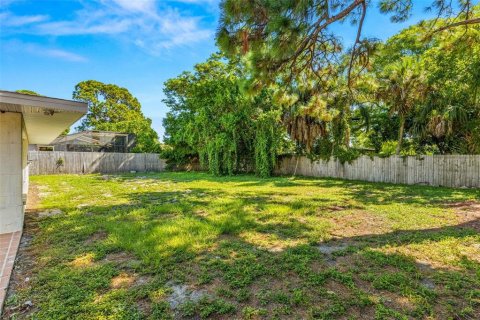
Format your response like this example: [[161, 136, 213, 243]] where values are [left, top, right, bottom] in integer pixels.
[[0, 90, 88, 144]]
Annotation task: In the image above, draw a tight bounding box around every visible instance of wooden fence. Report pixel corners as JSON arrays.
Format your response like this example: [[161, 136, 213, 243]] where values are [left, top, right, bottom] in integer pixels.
[[28, 151, 166, 175], [28, 152, 480, 187], [275, 155, 480, 188]]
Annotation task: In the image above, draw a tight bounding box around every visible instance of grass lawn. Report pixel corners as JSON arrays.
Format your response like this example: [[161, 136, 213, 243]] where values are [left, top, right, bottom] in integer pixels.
[[3, 172, 480, 319]]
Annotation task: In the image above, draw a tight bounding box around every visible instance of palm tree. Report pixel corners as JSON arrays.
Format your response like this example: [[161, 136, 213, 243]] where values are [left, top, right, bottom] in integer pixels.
[[376, 57, 427, 154]]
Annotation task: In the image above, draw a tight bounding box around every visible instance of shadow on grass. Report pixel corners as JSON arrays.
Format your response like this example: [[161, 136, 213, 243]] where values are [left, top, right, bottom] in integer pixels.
[[10, 175, 480, 319], [39, 179, 479, 268], [17, 173, 479, 318], [100, 171, 480, 205]]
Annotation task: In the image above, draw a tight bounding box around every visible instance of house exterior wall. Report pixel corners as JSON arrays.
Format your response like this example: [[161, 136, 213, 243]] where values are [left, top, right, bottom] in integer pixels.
[[0, 112, 24, 233], [22, 120, 29, 204]]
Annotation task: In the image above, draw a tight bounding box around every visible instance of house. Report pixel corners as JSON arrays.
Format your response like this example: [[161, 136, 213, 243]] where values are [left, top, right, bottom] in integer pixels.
[[0, 90, 86, 309], [31, 130, 136, 153], [0, 90, 87, 234]]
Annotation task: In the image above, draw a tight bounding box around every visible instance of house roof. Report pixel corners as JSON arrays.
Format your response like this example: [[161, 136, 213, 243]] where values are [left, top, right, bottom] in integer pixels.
[[51, 131, 131, 145], [0, 90, 88, 144]]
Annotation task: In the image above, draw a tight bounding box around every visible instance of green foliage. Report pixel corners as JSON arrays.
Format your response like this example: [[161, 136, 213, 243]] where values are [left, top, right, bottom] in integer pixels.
[[165, 11, 480, 172], [379, 140, 398, 157], [197, 297, 236, 318], [375, 56, 428, 154], [217, 2, 480, 158], [163, 54, 283, 176], [372, 272, 411, 291], [16, 89, 40, 96], [218, 0, 476, 89], [55, 157, 64, 168], [73, 80, 160, 153], [254, 109, 282, 177], [333, 145, 361, 164], [364, 15, 480, 155]]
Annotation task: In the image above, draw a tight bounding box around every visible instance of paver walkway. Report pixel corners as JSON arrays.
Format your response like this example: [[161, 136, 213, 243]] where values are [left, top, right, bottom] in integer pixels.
[[0, 231, 21, 313]]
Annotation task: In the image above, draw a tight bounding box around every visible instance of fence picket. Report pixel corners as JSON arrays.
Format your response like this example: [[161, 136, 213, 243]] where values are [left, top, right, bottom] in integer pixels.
[[28, 151, 166, 175], [276, 155, 479, 188]]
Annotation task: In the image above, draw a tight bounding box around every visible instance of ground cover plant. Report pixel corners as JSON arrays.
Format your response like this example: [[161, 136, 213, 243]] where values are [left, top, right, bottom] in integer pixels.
[[3, 172, 480, 319]]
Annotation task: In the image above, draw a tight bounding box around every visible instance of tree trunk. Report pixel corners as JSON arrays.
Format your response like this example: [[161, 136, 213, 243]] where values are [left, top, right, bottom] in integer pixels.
[[396, 115, 405, 155], [344, 124, 351, 147]]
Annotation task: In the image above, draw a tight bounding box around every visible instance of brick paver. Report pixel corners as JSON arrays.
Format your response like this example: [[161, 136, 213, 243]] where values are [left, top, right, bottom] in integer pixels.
[[0, 231, 21, 313]]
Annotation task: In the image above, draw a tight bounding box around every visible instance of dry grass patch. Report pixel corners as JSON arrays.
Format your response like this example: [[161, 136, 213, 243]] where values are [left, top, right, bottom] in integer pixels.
[[329, 211, 390, 237], [110, 272, 136, 289]]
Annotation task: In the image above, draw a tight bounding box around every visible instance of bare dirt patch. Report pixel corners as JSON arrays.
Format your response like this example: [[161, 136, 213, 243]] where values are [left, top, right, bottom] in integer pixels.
[[84, 230, 108, 245], [322, 201, 365, 213], [239, 230, 305, 253], [324, 280, 357, 300], [102, 251, 142, 270], [26, 185, 40, 211], [330, 211, 390, 238], [194, 209, 209, 217], [327, 205, 348, 212], [446, 201, 480, 229], [103, 251, 137, 264], [136, 297, 152, 316], [445, 200, 480, 211], [38, 209, 63, 218], [380, 291, 416, 313], [317, 242, 349, 255]]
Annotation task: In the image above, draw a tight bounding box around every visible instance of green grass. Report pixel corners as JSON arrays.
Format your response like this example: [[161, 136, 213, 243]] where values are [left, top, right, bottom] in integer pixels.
[[4, 172, 480, 319]]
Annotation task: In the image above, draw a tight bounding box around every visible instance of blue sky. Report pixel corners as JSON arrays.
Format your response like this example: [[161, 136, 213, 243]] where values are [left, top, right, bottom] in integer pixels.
[[0, 0, 436, 139]]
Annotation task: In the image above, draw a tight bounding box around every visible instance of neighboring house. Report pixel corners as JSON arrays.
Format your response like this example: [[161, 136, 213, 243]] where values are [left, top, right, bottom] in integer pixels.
[[0, 90, 87, 234], [31, 130, 136, 153]]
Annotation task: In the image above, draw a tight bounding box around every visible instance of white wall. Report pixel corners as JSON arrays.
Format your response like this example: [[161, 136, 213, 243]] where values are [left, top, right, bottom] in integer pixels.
[[0, 112, 24, 233]]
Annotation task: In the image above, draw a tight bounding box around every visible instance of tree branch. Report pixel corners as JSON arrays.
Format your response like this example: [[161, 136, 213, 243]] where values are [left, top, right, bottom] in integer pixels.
[[284, 0, 365, 66], [347, 0, 366, 89], [433, 17, 480, 32]]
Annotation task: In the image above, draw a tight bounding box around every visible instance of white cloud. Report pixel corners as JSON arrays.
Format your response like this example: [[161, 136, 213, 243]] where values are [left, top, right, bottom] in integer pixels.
[[132, 9, 213, 52], [41, 48, 88, 62], [0, 12, 49, 26], [36, 19, 131, 36], [110, 0, 156, 12], [1, 0, 214, 55], [3, 40, 88, 62]]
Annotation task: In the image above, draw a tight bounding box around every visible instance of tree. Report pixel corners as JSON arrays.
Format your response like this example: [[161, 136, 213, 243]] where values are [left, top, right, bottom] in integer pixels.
[[374, 16, 480, 154], [274, 68, 354, 158], [217, 1, 480, 160], [419, 24, 480, 153], [73, 80, 160, 153], [16, 89, 41, 96], [375, 57, 428, 154], [217, 0, 479, 87], [162, 6, 480, 173], [163, 54, 284, 176]]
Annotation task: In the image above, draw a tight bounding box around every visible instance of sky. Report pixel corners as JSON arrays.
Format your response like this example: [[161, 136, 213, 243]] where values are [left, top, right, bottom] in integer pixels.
[[0, 0, 437, 139]]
